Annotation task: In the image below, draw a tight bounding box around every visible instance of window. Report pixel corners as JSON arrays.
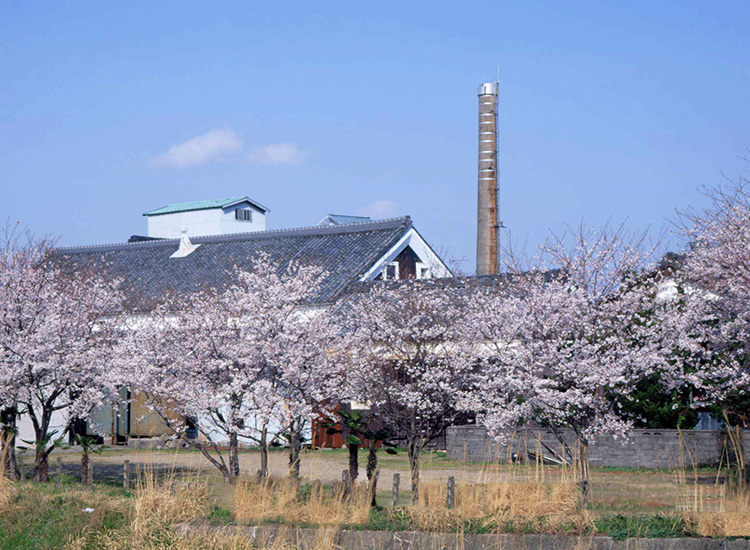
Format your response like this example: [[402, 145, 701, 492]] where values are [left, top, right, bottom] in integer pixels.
[[416, 262, 430, 279], [383, 261, 399, 281], [235, 209, 252, 222]]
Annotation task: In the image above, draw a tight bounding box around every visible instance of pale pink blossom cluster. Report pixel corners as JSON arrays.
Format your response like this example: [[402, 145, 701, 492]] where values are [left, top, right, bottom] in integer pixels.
[[334, 279, 478, 502], [671, 178, 750, 410], [0, 226, 123, 482], [118, 253, 338, 481], [457, 224, 674, 501]]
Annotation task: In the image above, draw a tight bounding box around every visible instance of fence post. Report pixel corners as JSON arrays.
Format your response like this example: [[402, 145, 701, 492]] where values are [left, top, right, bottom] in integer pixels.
[[342, 469, 351, 497], [392, 473, 400, 507], [87, 461, 93, 491], [55, 457, 62, 488], [447, 476, 455, 509], [123, 460, 130, 490]]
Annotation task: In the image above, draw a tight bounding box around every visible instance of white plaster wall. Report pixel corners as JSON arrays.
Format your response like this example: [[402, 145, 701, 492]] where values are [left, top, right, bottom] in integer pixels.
[[219, 204, 266, 234], [17, 408, 69, 445], [148, 210, 223, 238], [147, 206, 266, 238]]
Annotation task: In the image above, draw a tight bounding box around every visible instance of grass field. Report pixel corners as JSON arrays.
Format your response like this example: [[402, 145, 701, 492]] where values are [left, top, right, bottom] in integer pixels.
[[39, 446, 723, 514], [1, 447, 745, 549]]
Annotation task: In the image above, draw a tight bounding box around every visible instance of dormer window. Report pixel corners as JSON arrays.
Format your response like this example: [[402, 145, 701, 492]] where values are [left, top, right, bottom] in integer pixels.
[[383, 261, 399, 281], [235, 209, 252, 222], [416, 262, 430, 279]]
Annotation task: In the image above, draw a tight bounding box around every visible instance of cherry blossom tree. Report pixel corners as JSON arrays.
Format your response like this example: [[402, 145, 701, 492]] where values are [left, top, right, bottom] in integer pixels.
[[671, 175, 750, 418], [0, 224, 124, 482], [337, 280, 475, 503], [121, 253, 338, 483], [466, 224, 671, 504]]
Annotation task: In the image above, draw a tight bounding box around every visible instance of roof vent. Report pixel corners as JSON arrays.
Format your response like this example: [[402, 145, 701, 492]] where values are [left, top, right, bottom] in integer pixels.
[[170, 232, 201, 258]]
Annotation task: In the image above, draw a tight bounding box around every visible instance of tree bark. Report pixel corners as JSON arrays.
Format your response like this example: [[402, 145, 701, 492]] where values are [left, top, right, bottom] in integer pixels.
[[348, 443, 359, 483], [35, 451, 50, 483], [81, 451, 89, 484], [408, 438, 421, 504], [259, 423, 269, 478], [288, 420, 302, 479], [366, 444, 378, 506], [578, 439, 590, 508], [33, 417, 54, 483], [229, 432, 240, 478]]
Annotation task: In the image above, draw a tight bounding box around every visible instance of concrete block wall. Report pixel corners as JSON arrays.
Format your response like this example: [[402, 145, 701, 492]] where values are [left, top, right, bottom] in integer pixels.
[[446, 425, 750, 469]]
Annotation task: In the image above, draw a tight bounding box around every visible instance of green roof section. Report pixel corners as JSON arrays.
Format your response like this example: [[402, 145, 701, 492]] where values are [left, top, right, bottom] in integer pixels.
[[143, 196, 269, 216]]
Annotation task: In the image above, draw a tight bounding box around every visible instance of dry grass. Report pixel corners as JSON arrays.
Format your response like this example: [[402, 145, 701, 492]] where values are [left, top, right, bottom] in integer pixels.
[[0, 444, 14, 513], [674, 420, 750, 538], [684, 489, 750, 537], [62, 465, 217, 549], [234, 477, 371, 526], [409, 480, 590, 532]]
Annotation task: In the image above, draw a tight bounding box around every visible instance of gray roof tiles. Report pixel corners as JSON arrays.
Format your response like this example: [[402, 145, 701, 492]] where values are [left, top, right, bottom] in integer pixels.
[[53, 217, 413, 311]]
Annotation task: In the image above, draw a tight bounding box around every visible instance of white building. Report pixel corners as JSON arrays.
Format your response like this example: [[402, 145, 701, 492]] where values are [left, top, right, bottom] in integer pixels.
[[143, 196, 269, 238], [35, 196, 453, 446]]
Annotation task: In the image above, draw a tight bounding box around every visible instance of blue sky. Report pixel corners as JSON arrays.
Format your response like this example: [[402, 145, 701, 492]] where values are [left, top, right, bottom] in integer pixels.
[[1, 1, 748, 272]]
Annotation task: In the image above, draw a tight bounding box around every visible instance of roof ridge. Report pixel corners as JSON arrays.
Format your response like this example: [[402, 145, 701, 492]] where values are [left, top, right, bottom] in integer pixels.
[[143, 196, 270, 216], [53, 216, 413, 255]]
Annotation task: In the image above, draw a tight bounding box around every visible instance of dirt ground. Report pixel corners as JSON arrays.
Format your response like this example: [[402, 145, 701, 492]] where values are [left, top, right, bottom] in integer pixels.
[[35, 446, 723, 514], [41, 447, 487, 489]]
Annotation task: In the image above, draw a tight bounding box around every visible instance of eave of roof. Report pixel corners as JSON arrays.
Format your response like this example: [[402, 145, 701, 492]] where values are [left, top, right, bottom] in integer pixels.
[[142, 196, 270, 217], [55, 216, 412, 255]]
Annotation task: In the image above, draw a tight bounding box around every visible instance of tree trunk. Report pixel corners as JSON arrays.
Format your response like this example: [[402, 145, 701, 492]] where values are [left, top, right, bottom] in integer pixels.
[[229, 432, 240, 479], [288, 420, 302, 479], [259, 424, 269, 478], [35, 451, 50, 483], [30, 403, 57, 483], [348, 443, 359, 482], [81, 451, 89, 484], [220, 464, 232, 484], [578, 439, 590, 508], [228, 393, 242, 480], [408, 438, 420, 504], [1, 407, 20, 481], [366, 444, 378, 506]]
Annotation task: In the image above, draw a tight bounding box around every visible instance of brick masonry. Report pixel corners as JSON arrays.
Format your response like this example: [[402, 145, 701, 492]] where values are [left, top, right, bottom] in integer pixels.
[[446, 425, 750, 468]]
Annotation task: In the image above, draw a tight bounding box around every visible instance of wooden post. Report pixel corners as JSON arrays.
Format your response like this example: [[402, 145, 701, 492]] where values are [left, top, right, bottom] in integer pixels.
[[342, 469, 351, 497], [123, 460, 130, 490], [55, 457, 62, 488], [447, 476, 455, 509], [87, 461, 93, 491], [392, 473, 400, 507]]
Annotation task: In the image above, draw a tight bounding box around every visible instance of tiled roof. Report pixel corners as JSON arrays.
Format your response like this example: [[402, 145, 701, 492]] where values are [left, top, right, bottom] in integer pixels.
[[52, 217, 413, 311], [142, 196, 269, 216]]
